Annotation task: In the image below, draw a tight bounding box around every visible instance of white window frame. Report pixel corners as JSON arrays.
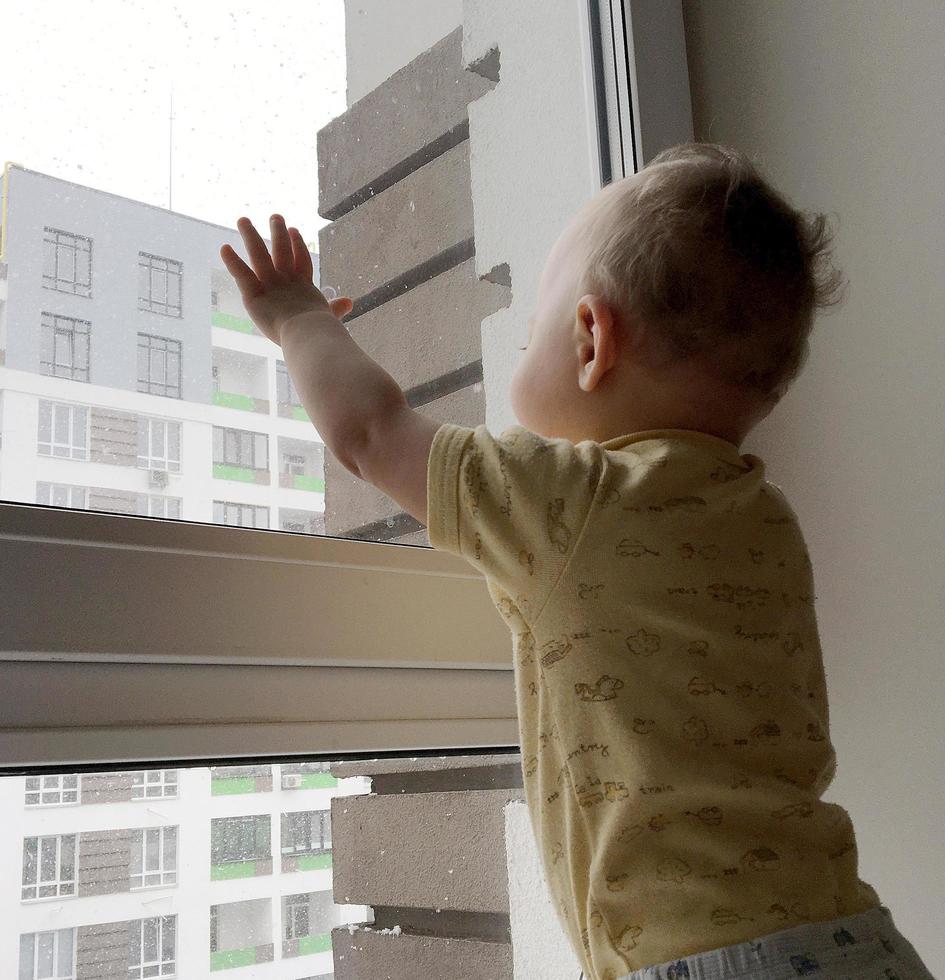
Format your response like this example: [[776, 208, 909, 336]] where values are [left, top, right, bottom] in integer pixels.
[[131, 770, 178, 800], [36, 483, 88, 511], [37, 401, 89, 461], [19, 927, 76, 980], [130, 825, 177, 889], [21, 833, 77, 901], [281, 809, 331, 856], [129, 916, 176, 980], [0, 1, 690, 770], [25, 773, 79, 807], [137, 418, 181, 472], [137, 495, 182, 519]]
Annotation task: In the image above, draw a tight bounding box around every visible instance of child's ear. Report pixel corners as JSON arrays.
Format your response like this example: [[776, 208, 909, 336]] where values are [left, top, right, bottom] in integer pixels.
[[575, 294, 618, 393]]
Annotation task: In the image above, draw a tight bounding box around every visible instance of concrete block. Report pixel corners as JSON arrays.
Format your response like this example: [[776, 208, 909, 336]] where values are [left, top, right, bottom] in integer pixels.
[[332, 925, 512, 980], [331, 788, 523, 914], [317, 27, 495, 221], [324, 381, 484, 535], [318, 141, 472, 308], [345, 258, 508, 392]]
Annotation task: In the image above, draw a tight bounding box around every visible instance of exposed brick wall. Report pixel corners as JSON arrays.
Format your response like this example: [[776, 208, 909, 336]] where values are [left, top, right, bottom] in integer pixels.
[[329, 753, 523, 979], [315, 27, 509, 546]]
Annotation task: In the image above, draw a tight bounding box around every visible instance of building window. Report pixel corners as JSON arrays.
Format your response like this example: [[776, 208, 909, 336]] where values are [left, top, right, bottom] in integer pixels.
[[130, 826, 177, 889], [213, 501, 269, 529], [283, 893, 310, 942], [137, 418, 181, 471], [137, 334, 182, 398], [37, 402, 89, 460], [19, 928, 75, 980], [43, 227, 92, 298], [276, 360, 301, 407], [211, 815, 271, 865], [131, 770, 178, 800], [281, 810, 331, 856], [138, 253, 183, 317], [40, 313, 90, 382], [212, 426, 268, 470], [282, 452, 305, 476], [36, 483, 88, 510], [21, 834, 76, 901], [24, 774, 78, 807], [137, 495, 182, 519], [129, 916, 176, 979]]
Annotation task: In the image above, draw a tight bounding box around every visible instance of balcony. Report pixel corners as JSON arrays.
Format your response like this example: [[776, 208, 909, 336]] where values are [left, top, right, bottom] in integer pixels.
[[278, 438, 325, 494], [212, 348, 270, 415], [210, 765, 272, 796], [210, 898, 273, 971]]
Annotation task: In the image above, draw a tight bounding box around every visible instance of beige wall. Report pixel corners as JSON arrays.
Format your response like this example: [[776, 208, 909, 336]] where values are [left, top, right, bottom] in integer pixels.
[[683, 1, 943, 971]]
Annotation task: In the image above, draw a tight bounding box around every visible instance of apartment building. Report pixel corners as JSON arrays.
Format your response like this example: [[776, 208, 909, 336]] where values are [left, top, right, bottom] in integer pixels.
[[0, 162, 329, 533], [4, 762, 369, 978]]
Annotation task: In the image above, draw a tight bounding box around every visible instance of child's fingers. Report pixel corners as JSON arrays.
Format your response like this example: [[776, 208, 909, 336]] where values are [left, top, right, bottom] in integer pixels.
[[236, 216, 277, 284], [219, 244, 262, 299], [289, 227, 314, 282], [269, 214, 294, 275]]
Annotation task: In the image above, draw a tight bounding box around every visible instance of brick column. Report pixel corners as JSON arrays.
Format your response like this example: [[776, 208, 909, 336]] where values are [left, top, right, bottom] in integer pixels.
[[316, 27, 510, 546], [329, 753, 523, 979]]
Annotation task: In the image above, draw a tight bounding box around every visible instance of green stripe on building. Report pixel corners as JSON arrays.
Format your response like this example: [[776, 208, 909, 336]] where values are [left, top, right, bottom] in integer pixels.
[[213, 463, 256, 482], [212, 310, 256, 334], [297, 851, 333, 871], [210, 948, 257, 970], [213, 391, 256, 412], [211, 776, 257, 795], [210, 860, 257, 880], [297, 932, 333, 955]]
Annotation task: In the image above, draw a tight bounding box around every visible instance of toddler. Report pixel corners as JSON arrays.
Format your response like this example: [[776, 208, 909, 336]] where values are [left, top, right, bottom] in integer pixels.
[[221, 142, 935, 980]]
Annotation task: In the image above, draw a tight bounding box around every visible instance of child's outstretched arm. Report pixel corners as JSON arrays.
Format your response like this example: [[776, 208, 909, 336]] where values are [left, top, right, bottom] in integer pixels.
[[220, 213, 439, 525]]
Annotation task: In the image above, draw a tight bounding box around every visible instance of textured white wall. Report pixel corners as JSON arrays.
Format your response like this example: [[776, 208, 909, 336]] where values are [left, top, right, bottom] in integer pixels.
[[682, 1, 945, 974], [505, 801, 581, 978], [343, 0, 463, 106], [462, 0, 602, 436]]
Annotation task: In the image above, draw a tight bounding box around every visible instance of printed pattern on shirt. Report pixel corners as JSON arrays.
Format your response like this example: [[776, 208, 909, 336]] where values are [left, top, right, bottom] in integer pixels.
[[426, 423, 881, 980]]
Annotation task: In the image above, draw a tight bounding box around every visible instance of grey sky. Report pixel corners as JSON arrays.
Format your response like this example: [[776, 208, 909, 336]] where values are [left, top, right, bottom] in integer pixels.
[[2, 0, 346, 248]]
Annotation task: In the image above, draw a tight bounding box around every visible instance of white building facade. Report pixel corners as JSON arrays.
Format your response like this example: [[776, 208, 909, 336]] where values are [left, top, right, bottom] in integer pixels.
[[1, 763, 368, 979], [0, 163, 329, 534]]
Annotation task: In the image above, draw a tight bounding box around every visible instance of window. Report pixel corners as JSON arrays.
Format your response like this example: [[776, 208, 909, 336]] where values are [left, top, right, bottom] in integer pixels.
[[39, 313, 90, 382], [131, 770, 178, 800], [212, 426, 268, 470], [37, 401, 89, 460], [137, 495, 182, 519], [129, 916, 176, 979], [138, 253, 183, 317], [211, 815, 270, 865], [283, 893, 310, 941], [21, 834, 76, 901], [276, 360, 301, 407], [137, 334, 182, 398], [19, 928, 75, 980], [36, 484, 88, 510], [281, 810, 331, 856], [282, 452, 305, 476], [130, 826, 177, 889], [213, 501, 270, 529], [24, 774, 78, 807], [43, 227, 92, 297], [137, 418, 181, 471]]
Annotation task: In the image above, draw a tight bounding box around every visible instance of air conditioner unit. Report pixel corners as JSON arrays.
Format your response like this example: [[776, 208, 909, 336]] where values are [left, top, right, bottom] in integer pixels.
[[282, 775, 303, 789], [149, 469, 170, 489]]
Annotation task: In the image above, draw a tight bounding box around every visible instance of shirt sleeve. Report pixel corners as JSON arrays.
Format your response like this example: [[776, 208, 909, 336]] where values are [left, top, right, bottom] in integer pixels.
[[426, 422, 604, 621]]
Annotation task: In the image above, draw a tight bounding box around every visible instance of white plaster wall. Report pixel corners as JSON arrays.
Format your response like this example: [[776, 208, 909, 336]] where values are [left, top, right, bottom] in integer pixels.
[[682, 1, 945, 974], [505, 801, 581, 979], [343, 0, 463, 107], [462, 0, 602, 435]]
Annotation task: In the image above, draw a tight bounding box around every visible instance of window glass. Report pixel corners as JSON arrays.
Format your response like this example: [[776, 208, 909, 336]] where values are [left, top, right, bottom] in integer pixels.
[[0, 1, 598, 549]]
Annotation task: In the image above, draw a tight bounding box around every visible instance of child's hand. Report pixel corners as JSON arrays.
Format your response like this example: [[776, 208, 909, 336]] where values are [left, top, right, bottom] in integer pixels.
[[220, 213, 353, 345]]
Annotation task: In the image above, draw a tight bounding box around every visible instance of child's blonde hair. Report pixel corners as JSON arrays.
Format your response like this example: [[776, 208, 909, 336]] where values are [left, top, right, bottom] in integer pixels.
[[578, 142, 846, 405]]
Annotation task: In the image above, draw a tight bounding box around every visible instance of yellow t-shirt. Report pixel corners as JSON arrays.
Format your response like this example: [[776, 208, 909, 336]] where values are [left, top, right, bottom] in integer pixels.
[[426, 422, 881, 979]]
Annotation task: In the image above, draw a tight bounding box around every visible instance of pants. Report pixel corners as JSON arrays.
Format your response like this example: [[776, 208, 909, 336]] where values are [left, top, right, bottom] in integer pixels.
[[581, 905, 936, 980]]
